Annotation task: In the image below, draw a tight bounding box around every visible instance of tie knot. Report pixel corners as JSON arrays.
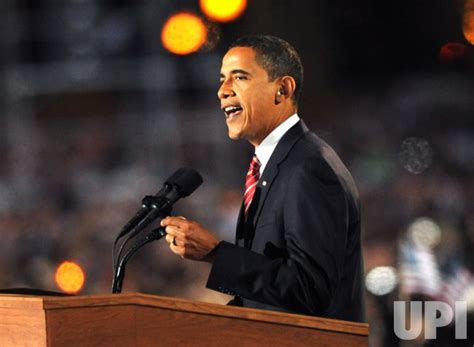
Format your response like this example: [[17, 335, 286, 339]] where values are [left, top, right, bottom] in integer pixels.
[[250, 155, 261, 172]]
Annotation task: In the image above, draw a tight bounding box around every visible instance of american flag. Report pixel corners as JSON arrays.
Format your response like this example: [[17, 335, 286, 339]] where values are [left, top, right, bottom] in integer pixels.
[[398, 240, 472, 307], [398, 241, 442, 298], [438, 257, 472, 309]]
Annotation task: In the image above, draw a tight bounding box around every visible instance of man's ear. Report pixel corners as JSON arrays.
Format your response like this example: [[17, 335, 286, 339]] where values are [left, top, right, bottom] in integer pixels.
[[275, 76, 296, 104]]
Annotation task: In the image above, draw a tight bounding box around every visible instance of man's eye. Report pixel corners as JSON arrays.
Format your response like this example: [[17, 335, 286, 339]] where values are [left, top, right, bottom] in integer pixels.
[[235, 75, 247, 80]]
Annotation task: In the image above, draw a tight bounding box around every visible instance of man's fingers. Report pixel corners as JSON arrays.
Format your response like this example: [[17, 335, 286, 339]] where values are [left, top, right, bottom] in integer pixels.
[[161, 216, 188, 228], [162, 216, 217, 261], [170, 243, 185, 257], [164, 225, 182, 237], [165, 234, 175, 244]]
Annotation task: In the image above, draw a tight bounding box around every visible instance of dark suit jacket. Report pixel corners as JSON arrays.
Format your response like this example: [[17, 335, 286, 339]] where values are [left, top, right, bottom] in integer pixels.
[[206, 120, 365, 322]]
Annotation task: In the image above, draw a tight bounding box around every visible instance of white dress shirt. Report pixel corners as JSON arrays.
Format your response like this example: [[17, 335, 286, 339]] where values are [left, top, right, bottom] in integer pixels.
[[255, 113, 300, 176]]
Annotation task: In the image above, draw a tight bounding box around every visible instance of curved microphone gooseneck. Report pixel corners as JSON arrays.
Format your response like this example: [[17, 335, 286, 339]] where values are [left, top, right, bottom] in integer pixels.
[[111, 168, 203, 294]]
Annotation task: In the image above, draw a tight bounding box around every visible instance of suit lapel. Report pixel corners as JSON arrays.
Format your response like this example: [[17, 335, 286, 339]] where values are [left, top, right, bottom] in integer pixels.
[[250, 120, 308, 229], [235, 202, 245, 244]]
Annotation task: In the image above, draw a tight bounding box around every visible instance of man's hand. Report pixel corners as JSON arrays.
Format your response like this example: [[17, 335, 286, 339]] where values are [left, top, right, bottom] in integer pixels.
[[161, 216, 220, 262]]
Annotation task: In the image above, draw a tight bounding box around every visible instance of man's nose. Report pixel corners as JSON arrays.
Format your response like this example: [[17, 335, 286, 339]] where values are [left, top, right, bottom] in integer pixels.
[[217, 81, 235, 99]]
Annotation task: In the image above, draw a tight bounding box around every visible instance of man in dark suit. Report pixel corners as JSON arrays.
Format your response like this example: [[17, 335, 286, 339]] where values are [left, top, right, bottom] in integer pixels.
[[161, 35, 365, 322]]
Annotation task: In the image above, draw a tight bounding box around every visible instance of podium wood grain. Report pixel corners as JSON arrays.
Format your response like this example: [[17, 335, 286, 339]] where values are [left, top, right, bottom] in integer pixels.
[[0, 293, 368, 346]]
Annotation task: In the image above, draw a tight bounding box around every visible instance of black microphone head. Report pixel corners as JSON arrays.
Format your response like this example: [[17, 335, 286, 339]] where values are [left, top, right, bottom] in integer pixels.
[[164, 168, 188, 185], [173, 168, 203, 197], [154, 168, 188, 196]]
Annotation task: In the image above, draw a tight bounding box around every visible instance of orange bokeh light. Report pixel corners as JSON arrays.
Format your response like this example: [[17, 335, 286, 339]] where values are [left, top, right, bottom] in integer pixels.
[[200, 0, 247, 23], [161, 12, 207, 55], [55, 261, 85, 294], [463, 1, 474, 45]]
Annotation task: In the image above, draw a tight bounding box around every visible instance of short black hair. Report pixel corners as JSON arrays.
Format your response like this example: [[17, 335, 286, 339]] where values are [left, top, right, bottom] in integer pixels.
[[229, 35, 304, 104]]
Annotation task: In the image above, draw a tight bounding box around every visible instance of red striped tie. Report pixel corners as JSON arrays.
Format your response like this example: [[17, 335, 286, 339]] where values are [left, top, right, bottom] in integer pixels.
[[244, 155, 261, 216]]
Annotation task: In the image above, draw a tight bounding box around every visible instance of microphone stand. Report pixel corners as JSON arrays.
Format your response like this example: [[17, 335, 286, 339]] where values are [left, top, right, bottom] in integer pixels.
[[112, 201, 172, 294], [112, 227, 167, 294], [113, 202, 170, 276], [110, 168, 202, 294], [112, 195, 170, 274]]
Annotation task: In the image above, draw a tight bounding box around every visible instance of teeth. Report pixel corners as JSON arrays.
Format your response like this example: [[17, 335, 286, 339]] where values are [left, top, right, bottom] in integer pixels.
[[224, 106, 242, 113]]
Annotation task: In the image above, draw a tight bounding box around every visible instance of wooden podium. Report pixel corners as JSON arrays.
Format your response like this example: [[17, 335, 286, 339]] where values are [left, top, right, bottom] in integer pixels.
[[0, 293, 368, 346]]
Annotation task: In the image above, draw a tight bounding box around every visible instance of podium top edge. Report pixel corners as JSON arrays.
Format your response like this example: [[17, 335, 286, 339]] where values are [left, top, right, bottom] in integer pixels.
[[0, 292, 369, 336]]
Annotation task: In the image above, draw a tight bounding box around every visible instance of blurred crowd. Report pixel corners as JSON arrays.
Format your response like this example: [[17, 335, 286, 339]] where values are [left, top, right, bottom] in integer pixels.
[[1, 68, 472, 338]]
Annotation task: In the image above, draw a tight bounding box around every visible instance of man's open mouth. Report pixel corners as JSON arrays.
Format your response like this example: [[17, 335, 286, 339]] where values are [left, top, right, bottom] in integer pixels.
[[223, 105, 243, 118]]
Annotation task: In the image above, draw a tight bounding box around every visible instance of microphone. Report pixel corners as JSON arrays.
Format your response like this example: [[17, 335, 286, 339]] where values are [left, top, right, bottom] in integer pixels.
[[120, 168, 203, 239], [117, 168, 189, 239], [112, 168, 202, 293]]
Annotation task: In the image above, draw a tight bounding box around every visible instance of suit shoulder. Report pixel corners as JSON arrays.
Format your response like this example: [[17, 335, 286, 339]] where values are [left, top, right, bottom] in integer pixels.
[[287, 132, 336, 173], [284, 143, 339, 191], [287, 131, 359, 199]]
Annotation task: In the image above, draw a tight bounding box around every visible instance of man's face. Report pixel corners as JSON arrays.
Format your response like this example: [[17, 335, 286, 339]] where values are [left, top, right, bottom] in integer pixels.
[[218, 47, 280, 146]]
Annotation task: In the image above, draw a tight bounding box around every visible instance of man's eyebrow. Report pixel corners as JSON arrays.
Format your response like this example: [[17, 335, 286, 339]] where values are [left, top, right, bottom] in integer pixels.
[[230, 69, 251, 75], [220, 69, 251, 78]]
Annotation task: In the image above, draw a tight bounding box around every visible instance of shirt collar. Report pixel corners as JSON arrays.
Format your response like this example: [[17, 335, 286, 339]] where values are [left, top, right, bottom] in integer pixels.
[[255, 113, 300, 175]]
